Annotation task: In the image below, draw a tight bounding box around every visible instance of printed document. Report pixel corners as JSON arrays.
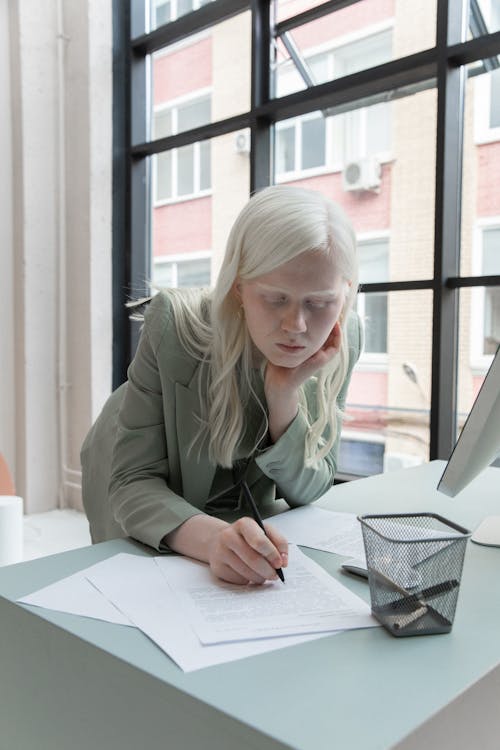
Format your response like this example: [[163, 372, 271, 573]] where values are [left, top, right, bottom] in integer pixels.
[[85, 553, 341, 671], [267, 506, 366, 561], [156, 544, 374, 644]]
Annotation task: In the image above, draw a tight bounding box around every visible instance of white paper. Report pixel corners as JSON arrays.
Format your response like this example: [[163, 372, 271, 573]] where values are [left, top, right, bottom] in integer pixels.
[[156, 545, 375, 645], [267, 506, 366, 561], [86, 554, 341, 672], [18, 564, 132, 626]]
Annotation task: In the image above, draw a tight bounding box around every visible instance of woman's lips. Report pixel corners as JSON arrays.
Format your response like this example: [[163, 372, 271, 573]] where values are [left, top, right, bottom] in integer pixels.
[[276, 343, 306, 353]]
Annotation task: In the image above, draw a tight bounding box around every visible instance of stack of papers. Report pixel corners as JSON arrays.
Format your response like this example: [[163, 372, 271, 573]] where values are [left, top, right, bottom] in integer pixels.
[[18, 543, 377, 672]]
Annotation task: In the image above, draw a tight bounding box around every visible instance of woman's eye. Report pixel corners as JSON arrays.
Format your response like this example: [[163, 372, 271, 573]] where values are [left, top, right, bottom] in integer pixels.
[[266, 296, 287, 306], [306, 299, 328, 310]]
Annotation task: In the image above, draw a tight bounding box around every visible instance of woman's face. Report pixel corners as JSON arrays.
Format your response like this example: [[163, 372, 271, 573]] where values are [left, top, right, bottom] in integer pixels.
[[236, 250, 348, 368]]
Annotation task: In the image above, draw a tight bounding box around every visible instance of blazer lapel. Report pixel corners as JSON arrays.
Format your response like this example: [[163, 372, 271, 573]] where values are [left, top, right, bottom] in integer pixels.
[[175, 379, 217, 508]]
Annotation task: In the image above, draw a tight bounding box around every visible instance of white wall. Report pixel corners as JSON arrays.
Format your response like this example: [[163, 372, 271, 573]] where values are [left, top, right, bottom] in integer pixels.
[[1, 0, 112, 513]]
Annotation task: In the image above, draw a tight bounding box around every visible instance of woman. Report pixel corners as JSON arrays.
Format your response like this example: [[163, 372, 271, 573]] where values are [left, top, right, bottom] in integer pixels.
[[81, 185, 361, 584]]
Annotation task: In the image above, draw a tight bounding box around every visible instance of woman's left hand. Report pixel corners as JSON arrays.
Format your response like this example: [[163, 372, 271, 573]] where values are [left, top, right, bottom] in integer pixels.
[[264, 322, 341, 442]]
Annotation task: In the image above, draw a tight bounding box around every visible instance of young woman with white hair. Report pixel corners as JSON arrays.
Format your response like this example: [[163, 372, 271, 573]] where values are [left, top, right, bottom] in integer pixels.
[[81, 184, 361, 585]]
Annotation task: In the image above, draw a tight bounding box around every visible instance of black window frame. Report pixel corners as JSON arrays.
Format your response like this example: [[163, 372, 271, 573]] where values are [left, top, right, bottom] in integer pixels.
[[113, 0, 500, 470]]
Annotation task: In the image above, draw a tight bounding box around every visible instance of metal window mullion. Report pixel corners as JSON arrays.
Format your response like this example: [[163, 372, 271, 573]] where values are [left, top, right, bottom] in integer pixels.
[[250, 0, 272, 192], [129, 4, 151, 359], [430, 0, 468, 461], [112, 0, 132, 387]]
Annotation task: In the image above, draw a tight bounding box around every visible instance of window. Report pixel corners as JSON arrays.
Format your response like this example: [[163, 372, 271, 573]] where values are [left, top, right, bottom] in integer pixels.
[[275, 112, 326, 175], [481, 227, 500, 355], [154, 95, 212, 202], [153, 253, 211, 288], [357, 238, 389, 356], [121, 0, 500, 476], [275, 31, 392, 177], [151, 0, 214, 28]]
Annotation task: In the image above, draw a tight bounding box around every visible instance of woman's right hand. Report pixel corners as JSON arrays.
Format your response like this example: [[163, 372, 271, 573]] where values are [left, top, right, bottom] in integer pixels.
[[206, 517, 288, 585], [164, 514, 288, 585]]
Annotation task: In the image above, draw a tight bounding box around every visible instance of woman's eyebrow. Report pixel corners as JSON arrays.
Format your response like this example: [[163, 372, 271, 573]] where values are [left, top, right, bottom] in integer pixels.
[[256, 283, 337, 297]]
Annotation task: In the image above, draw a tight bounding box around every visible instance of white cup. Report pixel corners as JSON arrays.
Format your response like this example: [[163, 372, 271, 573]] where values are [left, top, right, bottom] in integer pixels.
[[0, 496, 23, 566]]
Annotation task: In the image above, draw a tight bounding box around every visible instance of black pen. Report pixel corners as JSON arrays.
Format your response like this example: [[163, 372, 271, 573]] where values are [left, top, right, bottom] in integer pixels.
[[240, 480, 285, 583]]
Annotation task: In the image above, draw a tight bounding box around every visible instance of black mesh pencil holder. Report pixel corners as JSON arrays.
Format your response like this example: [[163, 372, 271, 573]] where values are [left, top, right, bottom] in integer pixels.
[[358, 513, 471, 637]]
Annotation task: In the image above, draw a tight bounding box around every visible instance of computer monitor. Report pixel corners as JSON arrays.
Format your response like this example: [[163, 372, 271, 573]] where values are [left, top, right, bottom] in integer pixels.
[[437, 345, 500, 546]]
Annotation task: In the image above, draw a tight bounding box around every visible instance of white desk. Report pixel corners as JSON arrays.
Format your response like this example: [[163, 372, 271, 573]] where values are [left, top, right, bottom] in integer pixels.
[[1, 461, 500, 750]]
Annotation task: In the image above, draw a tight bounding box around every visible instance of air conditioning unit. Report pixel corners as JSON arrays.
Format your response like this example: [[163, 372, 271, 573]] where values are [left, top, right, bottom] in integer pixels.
[[234, 130, 250, 155], [342, 157, 381, 192]]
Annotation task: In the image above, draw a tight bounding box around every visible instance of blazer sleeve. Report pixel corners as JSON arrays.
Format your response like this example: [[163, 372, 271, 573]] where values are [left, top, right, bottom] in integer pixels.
[[108, 296, 204, 550], [255, 310, 363, 506]]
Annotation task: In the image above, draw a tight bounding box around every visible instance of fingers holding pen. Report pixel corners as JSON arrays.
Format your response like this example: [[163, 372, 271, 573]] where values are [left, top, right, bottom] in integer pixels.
[[208, 517, 288, 585]]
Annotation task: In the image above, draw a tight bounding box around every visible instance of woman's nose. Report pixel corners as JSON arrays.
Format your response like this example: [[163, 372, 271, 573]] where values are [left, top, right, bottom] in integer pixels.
[[281, 305, 307, 333]]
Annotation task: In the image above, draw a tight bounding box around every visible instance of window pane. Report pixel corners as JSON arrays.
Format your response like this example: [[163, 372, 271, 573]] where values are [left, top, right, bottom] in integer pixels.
[[147, 12, 251, 142], [153, 260, 175, 287], [154, 108, 172, 139], [301, 116, 325, 169], [152, 0, 171, 28], [483, 228, 500, 275], [461, 68, 500, 277], [199, 140, 211, 191], [177, 257, 211, 286], [362, 293, 388, 353], [276, 126, 295, 174], [272, 0, 436, 100], [358, 238, 389, 283], [177, 145, 195, 195], [365, 101, 392, 157], [490, 68, 500, 128], [275, 88, 436, 283], [156, 151, 172, 201], [150, 132, 250, 291], [484, 287, 500, 354], [457, 287, 500, 443], [149, 0, 215, 30], [471, 0, 500, 35], [340, 289, 432, 477], [177, 97, 211, 132]]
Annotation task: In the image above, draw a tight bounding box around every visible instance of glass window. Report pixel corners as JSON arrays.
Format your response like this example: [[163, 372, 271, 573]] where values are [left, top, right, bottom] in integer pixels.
[[473, 0, 500, 34], [301, 116, 325, 169], [272, 2, 437, 96], [357, 238, 389, 355], [150, 0, 214, 30], [482, 228, 500, 355], [150, 132, 250, 295], [148, 13, 251, 142], [153, 256, 211, 288], [153, 95, 212, 202], [490, 68, 500, 128], [275, 87, 436, 283], [341, 289, 433, 476]]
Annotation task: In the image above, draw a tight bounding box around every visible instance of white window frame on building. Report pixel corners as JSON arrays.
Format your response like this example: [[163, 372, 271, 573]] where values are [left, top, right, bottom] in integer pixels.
[[153, 89, 212, 205], [471, 219, 500, 367], [356, 232, 390, 366], [153, 250, 212, 289], [474, 66, 500, 143], [274, 24, 393, 179], [151, 0, 214, 27]]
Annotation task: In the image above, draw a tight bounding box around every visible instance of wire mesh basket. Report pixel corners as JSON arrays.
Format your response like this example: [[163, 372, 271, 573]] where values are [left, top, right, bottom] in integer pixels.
[[358, 513, 471, 637]]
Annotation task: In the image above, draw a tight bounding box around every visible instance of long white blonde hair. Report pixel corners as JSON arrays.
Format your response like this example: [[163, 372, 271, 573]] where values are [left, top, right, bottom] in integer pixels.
[[166, 185, 358, 468]]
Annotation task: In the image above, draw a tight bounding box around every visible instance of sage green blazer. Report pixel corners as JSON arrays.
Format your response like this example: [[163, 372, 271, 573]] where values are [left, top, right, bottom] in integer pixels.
[[81, 292, 362, 550]]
